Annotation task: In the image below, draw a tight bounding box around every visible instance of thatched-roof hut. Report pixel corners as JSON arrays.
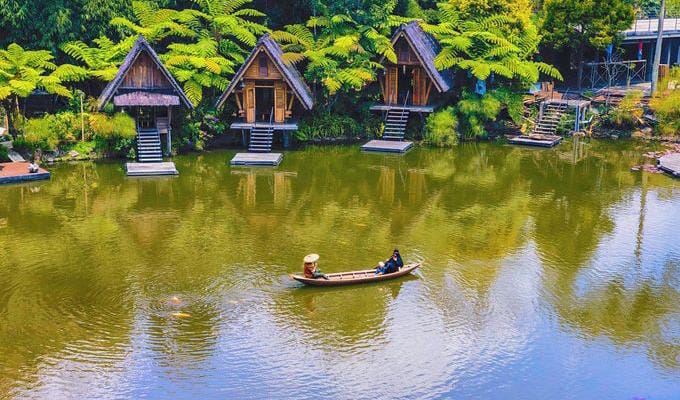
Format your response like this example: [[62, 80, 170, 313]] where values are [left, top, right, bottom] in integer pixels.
[[98, 35, 192, 160], [373, 21, 452, 112]]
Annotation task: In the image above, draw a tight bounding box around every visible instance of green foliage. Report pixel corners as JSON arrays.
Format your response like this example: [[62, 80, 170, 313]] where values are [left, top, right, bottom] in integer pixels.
[[20, 118, 60, 152], [649, 67, 680, 137], [0, 0, 133, 52], [89, 112, 137, 156], [424, 107, 458, 146], [107, 0, 268, 106], [455, 91, 502, 138], [429, 0, 561, 87], [297, 111, 380, 140], [0, 143, 8, 162], [13, 111, 86, 154], [61, 36, 136, 81], [542, 0, 635, 52], [637, 0, 680, 18], [0, 43, 86, 101], [273, 2, 406, 103], [603, 90, 644, 129]]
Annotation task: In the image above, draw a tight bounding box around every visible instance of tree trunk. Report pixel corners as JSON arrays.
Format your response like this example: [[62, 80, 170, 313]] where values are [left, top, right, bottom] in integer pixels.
[[2, 101, 16, 140]]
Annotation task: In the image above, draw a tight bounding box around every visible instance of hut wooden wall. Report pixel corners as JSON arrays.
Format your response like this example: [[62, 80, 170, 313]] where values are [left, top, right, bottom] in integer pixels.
[[122, 52, 172, 89], [383, 36, 432, 106], [244, 52, 284, 80], [395, 36, 419, 65]]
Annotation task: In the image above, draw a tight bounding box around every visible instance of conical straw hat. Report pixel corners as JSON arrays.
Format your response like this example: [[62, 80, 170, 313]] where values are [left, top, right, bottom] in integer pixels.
[[304, 253, 320, 263]]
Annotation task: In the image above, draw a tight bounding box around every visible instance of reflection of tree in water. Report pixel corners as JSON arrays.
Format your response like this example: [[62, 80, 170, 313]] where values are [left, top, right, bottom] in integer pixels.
[[524, 141, 679, 371], [555, 265, 679, 370]]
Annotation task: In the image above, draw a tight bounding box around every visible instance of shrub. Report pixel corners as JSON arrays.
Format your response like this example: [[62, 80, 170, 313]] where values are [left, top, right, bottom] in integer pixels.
[[0, 144, 8, 162], [456, 92, 502, 138], [297, 112, 380, 140], [89, 112, 137, 156], [604, 90, 643, 129], [21, 117, 59, 152], [51, 112, 84, 143], [649, 67, 680, 137], [424, 107, 458, 147]]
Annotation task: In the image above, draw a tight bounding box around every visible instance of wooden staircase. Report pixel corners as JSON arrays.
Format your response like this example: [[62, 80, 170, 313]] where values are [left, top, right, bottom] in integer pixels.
[[249, 126, 274, 152], [136, 129, 163, 163], [382, 108, 410, 141], [533, 102, 568, 136]]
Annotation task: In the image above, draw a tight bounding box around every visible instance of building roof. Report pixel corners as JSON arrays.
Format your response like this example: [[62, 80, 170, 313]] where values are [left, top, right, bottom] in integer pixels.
[[387, 21, 453, 93], [215, 34, 314, 110], [97, 35, 193, 110]]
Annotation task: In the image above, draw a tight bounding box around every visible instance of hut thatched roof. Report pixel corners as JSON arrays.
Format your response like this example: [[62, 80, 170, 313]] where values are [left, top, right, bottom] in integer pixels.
[[215, 34, 314, 110], [98, 35, 193, 111], [387, 21, 453, 93]]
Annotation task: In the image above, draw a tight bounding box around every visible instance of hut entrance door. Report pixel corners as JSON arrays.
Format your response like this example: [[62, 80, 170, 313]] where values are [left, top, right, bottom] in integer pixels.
[[256, 87, 274, 122], [397, 66, 417, 105], [135, 107, 157, 131]]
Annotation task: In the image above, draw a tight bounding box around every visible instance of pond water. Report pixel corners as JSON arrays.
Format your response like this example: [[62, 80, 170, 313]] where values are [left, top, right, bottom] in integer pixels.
[[1, 140, 679, 399]]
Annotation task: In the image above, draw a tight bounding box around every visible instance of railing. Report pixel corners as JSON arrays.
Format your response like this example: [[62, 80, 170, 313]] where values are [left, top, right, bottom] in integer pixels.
[[401, 90, 410, 111], [626, 18, 680, 37], [583, 60, 648, 89]]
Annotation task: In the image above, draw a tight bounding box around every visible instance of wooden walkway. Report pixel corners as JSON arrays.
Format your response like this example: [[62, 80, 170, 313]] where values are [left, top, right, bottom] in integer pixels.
[[126, 162, 178, 176], [0, 162, 50, 184], [361, 140, 413, 153], [230, 152, 283, 166], [659, 153, 680, 178], [508, 135, 562, 148]]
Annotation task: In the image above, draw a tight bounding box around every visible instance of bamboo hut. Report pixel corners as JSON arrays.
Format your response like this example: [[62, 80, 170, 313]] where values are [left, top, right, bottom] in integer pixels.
[[373, 21, 453, 113], [215, 34, 313, 153], [98, 35, 193, 163]]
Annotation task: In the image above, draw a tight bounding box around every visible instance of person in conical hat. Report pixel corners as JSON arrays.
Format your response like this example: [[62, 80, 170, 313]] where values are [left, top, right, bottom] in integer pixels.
[[303, 254, 328, 280]]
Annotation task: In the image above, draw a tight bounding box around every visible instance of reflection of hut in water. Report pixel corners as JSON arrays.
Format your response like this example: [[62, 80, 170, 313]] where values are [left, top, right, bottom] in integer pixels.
[[378, 166, 396, 204], [232, 169, 297, 207], [408, 168, 427, 204]]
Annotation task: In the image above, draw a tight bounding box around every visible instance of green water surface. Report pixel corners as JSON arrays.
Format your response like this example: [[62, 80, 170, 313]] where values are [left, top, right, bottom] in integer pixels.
[[0, 140, 679, 399]]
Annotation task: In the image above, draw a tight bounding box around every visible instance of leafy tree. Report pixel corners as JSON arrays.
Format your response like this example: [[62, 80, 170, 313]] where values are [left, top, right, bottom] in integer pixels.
[[0, 44, 87, 137], [430, 1, 561, 86], [61, 36, 138, 81], [62, 0, 268, 106], [273, 2, 406, 108], [541, 0, 635, 89], [0, 0, 134, 52]]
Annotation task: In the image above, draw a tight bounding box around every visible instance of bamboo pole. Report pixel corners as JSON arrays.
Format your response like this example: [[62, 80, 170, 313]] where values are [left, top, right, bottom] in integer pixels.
[[80, 92, 85, 142]]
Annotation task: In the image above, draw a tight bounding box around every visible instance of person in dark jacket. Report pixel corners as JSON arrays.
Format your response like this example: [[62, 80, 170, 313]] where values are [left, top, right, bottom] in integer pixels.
[[383, 249, 404, 274]]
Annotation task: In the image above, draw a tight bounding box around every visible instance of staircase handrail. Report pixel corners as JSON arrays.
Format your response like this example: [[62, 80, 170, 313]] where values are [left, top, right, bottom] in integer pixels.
[[268, 106, 274, 133], [401, 90, 410, 114]]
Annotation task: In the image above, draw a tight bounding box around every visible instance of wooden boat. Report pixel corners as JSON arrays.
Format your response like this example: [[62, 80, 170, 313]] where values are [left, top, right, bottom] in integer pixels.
[[290, 263, 420, 287]]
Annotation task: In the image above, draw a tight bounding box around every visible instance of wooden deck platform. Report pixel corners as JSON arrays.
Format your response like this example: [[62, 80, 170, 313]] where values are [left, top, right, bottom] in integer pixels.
[[658, 153, 680, 178], [370, 104, 434, 113], [230, 152, 283, 166], [361, 140, 413, 153], [230, 121, 299, 131], [508, 135, 562, 148], [125, 162, 179, 176], [0, 162, 50, 184]]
